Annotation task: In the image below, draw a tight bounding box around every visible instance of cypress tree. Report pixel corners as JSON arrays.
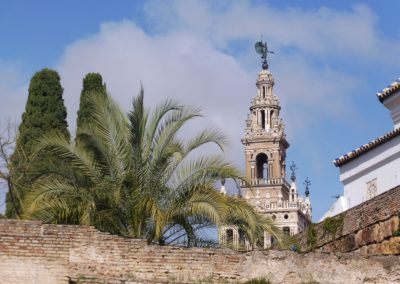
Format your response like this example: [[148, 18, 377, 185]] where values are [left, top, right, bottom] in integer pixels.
[[6, 68, 70, 217], [76, 73, 106, 130]]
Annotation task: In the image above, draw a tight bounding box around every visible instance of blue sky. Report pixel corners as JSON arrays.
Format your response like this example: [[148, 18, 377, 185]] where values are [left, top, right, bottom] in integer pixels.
[[1, 0, 400, 221]]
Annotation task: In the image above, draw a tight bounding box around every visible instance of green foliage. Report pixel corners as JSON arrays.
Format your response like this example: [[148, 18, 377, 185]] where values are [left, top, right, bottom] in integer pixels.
[[76, 73, 106, 130], [23, 88, 280, 246], [244, 278, 271, 284], [16, 68, 70, 153], [322, 214, 344, 240], [6, 69, 70, 217], [5, 190, 17, 217], [278, 233, 301, 253], [395, 215, 400, 237], [306, 224, 317, 251]]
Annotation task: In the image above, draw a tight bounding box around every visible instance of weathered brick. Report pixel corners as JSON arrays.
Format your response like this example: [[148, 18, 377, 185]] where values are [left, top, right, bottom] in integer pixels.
[[297, 185, 400, 255]]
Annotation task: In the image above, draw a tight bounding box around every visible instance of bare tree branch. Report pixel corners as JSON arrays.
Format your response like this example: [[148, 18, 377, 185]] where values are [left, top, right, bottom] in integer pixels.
[[0, 120, 22, 217], [0, 120, 17, 184]]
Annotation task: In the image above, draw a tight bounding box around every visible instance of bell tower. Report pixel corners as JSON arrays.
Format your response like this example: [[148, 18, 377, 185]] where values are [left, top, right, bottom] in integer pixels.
[[242, 68, 289, 185], [219, 41, 312, 250]]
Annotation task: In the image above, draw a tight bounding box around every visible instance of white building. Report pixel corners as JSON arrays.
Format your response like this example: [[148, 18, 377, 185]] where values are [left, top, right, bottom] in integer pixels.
[[321, 78, 400, 220]]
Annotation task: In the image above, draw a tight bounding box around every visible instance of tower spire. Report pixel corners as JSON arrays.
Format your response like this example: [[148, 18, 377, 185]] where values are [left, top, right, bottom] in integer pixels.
[[219, 41, 312, 251]]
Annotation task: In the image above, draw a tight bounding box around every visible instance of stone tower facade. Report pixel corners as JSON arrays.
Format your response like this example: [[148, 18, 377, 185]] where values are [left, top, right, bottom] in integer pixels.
[[219, 66, 312, 249]]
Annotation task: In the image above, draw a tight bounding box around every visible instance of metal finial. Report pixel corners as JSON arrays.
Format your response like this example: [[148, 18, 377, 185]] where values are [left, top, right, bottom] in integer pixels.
[[289, 161, 298, 182], [303, 177, 311, 197], [255, 40, 274, 70]]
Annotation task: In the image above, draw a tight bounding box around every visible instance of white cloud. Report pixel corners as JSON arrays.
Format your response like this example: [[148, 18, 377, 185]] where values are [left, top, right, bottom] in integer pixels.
[[58, 21, 253, 165], [57, 5, 367, 157], [144, 1, 400, 65]]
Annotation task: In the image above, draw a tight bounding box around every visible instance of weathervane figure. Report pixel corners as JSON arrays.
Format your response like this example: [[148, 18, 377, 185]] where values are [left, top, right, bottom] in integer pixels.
[[289, 161, 298, 182], [303, 177, 311, 197], [254, 40, 274, 70]]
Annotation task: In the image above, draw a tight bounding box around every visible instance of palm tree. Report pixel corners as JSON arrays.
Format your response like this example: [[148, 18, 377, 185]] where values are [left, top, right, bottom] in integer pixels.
[[23, 88, 280, 246]]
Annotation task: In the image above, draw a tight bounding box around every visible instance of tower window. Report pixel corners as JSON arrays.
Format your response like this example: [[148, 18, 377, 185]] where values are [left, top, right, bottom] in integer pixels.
[[283, 227, 290, 236], [270, 110, 274, 128], [262, 86, 266, 98], [256, 153, 268, 179], [261, 110, 265, 129]]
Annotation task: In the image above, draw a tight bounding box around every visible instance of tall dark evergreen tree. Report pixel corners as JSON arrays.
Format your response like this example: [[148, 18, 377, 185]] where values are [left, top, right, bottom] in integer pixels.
[[76, 73, 106, 130], [6, 68, 70, 217]]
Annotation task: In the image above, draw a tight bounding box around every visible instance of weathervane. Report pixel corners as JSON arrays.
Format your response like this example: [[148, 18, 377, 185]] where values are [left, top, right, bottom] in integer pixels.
[[289, 161, 298, 182], [255, 39, 274, 70], [303, 177, 311, 197]]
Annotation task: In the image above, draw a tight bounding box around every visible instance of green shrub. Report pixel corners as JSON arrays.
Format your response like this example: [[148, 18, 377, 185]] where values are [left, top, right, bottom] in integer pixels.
[[322, 215, 344, 239], [306, 224, 317, 251], [394, 214, 400, 237]]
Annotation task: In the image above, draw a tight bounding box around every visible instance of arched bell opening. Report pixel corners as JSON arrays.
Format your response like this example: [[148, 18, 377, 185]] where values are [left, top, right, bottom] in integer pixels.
[[256, 153, 268, 179]]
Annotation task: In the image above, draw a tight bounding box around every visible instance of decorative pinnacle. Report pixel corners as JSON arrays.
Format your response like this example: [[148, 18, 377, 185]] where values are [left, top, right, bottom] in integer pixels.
[[255, 40, 274, 70], [303, 177, 311, 197], [289, 161, 298, 182]]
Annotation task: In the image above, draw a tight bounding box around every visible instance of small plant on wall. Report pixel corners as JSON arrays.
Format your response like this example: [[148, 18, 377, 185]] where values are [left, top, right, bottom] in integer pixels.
[[244, 278, 272, 284], [306, 224, 317, 251], [322, 215, 344, 241], [395, 213, 400, 237]]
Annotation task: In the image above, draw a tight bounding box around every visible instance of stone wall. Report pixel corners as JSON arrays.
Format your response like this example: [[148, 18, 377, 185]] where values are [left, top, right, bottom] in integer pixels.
[[0, 219, 400, 283], [297, 185, 400, 255]]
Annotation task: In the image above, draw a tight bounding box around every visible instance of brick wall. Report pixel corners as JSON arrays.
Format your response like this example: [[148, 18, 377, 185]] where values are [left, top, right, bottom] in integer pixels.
[[0, 219, 242, 283], [0, 219, 400, 283], [296, 185, 400, 254]]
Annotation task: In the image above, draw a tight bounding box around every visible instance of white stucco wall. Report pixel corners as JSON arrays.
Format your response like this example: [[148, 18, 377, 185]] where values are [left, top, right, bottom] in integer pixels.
[[383, 89, 400, 129], [319, 196, 348, 221], [339, 135, 400, 209]]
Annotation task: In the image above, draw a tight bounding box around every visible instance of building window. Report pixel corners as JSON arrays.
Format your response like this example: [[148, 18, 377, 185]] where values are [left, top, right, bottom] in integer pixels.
[[239, 229, 246, 245], [366, 178, 377, 200], [256, 233, 264, 248], [283, 227, 290, 236], [256, 153, 268, 179], [271, 235, 278, 246], [261, 110, 266, 129], [226, 229, 233, 245], [270, 110, 274, 128]]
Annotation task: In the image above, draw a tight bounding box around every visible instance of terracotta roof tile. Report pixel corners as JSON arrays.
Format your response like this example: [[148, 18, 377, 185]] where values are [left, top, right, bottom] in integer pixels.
[[333, 127, 400, 167], [377, 78, 400, 103]]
